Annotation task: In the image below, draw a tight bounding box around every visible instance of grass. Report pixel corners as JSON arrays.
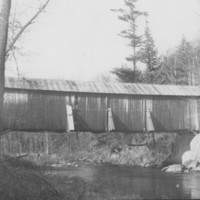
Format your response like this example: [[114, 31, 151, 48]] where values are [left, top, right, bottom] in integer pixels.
[[0, 131, 176, 168]]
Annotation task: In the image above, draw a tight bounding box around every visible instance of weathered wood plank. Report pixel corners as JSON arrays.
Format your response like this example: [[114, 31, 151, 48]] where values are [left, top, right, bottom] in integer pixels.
[[3, 91, 68, 131]]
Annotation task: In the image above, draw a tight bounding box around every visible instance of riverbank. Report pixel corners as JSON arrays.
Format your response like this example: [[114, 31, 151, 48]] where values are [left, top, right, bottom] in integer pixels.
[[22, 132, 176, 168], [1, 131, 196, 170]]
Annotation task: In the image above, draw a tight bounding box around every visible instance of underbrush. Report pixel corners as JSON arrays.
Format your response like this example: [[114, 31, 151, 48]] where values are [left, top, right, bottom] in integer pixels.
[[58, 132, 176, 167], [17, 132, 176, 168], [0, 131, 176, 167]]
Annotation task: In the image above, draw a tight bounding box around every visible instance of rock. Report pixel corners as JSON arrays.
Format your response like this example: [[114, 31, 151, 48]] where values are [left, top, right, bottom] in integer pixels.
[[111, 145, 122, 154], [190, 134, 200, 150], [66, 162, 72, 166], [181, 134, 200, 169], [190, 166, 200, 172], [51, 163, 63, 168], [139, 163, 145, 167], [171, 133, 194, 164], [186, 160, 198, 170], [110, 153, 119, 162], [162, 164, 184, 173], [145, 163, 151, 167], [190, 134, 200, 162], [182, 151, 193, 166]]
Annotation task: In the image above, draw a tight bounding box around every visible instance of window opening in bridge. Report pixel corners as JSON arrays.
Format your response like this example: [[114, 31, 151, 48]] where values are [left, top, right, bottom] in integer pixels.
[[66, 104, 75, 132], [107, 108, 115, 132], [72, 95, 79, 130], [146, 109, 154, 132]]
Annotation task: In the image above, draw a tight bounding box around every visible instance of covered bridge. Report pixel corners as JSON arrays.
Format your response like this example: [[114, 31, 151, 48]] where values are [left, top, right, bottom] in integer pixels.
[[3, 77, 200, 133]]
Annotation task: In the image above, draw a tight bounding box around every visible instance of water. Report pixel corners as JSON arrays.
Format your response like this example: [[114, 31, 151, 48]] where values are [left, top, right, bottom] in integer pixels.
[[48, 164, 200, 199]]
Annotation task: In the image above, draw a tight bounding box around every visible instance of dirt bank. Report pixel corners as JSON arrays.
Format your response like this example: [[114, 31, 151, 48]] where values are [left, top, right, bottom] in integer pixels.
[[29, 132, 176, 167], [0, 131, 179, 167]]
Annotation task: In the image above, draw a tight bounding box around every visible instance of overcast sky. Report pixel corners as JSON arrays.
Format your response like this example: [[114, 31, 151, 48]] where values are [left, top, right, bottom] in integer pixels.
[[6, 0, 200, 81]]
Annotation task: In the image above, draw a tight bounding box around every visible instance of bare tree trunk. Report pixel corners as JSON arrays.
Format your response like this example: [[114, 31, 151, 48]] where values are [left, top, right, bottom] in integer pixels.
[[0, 0, 11, 133], [133, 46, 136, 83]]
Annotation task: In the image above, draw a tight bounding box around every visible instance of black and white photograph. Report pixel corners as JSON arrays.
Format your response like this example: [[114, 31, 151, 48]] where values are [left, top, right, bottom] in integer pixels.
[[0, 0, 200, 199]]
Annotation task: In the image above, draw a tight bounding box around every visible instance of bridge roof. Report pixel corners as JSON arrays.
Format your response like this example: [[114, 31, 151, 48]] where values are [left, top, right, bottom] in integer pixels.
[[5, 77, 200, 97]]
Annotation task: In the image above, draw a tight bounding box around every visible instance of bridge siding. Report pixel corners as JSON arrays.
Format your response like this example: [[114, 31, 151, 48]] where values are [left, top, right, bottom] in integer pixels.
[[108, 96, 145, 132], [75, 94, 107, 131], [152, 97, 198, 131], [2, 88, 200, 133], [3, 90, 68, 131]]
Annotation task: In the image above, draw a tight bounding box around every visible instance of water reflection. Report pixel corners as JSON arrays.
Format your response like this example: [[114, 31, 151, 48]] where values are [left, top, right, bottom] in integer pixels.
[[49, 164, 200, 199], [182, 173, 200, 199], [93, 165, 191, 199]]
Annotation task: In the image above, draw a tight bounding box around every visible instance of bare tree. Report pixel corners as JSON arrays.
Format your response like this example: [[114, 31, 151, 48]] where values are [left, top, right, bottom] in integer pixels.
[[0, 0, 50, 133], [153, 38, 200, 86], [6, 0, 50, 60], [0, 0, 12, 133], [93, 72, 117, 83]]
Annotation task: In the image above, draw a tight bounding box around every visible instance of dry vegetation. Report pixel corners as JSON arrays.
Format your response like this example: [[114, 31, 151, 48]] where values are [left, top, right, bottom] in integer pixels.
[[53, 132, 176, 168], [0, 131, 176, 167]]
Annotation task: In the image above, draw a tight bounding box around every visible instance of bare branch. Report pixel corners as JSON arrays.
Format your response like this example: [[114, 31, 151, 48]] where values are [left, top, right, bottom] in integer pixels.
[[11, 49, 20, 78], [0, 129, 11, 137], [6, 0, 50, 59]]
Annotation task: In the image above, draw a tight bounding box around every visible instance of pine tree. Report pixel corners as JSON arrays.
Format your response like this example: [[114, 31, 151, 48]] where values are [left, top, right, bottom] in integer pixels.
[[140, 14, 159, 83], [153, 54, 177, 85], [153, 37, 200, 85], [175, 37, 194, 85], [111, 0, 145, 83], [111, 66, 144, 83]]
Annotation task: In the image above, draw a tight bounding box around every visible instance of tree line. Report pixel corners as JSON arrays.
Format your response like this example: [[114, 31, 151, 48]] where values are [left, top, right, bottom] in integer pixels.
[[111, 0, 200, 86]]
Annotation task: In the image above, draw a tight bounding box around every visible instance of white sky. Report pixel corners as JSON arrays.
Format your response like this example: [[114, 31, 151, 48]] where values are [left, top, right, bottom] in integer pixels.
[[6, 0, 200, 81]]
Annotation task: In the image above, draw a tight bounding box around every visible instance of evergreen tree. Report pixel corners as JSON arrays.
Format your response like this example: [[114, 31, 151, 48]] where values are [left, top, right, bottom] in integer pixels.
[[175, 37, 194, 85], [140, 14, 159, 83], [111, 0, 145, 83], [153, 54, 177, 85], [193, 44, 200, 86], [112, 66, 144, 83], [153, 37, 200, 85]]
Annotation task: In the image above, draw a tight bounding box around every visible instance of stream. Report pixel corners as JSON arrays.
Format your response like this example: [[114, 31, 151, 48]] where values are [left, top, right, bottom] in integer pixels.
[[47, 163, 200, 199]]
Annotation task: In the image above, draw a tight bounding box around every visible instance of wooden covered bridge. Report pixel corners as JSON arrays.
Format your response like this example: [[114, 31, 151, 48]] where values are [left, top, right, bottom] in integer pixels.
[[3, 77, 200, 133]]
